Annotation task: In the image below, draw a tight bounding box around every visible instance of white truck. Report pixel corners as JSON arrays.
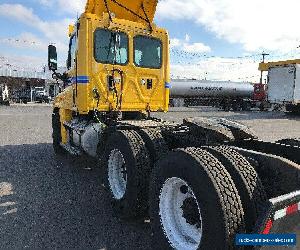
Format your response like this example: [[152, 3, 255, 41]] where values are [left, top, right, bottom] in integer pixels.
[[267, 64, 300, 113]]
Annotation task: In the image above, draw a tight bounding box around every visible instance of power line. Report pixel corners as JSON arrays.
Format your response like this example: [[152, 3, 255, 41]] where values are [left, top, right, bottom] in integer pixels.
[[0, 37, 39, 45]]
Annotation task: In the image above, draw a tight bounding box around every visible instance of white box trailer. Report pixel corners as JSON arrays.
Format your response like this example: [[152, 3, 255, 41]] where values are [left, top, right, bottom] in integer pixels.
[[268, 64, 300, 111]]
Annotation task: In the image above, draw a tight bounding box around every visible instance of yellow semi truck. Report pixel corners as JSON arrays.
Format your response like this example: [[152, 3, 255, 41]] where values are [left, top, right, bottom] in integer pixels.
[[48, 0, 300, 249]]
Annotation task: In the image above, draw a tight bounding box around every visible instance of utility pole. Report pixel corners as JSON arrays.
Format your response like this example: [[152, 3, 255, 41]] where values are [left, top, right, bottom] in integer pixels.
[[260, 52, 269, 84]]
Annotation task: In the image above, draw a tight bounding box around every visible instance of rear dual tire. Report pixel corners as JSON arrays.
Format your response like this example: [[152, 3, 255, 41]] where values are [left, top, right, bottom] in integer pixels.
[[149, 148, 245, 250], [101, 131, 264, 249], [137, 128, 169, 164], [101, 130, 151, 220], [206, 146, 267, 232]]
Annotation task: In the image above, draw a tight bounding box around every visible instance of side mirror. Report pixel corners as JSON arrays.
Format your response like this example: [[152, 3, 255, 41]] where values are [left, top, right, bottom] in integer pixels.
[[48, 45, 57, 71]]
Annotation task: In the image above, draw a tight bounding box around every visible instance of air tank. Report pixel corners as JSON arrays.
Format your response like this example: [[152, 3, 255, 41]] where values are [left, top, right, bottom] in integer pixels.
[[170, 79, 254, 99]]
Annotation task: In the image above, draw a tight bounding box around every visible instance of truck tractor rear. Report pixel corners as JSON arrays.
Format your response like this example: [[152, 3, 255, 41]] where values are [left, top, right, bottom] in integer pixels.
[[49, 0, 300, 249]]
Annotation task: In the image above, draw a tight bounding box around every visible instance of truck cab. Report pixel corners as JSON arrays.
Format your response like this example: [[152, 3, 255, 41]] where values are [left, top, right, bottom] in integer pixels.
[[50, 1, 170, 116], [253, 83, 267, 102]]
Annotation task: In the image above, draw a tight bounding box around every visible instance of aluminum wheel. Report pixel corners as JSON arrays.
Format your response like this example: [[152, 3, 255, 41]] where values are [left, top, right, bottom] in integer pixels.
[[108, 149, 127, 200], [159, 177, 202, 250]]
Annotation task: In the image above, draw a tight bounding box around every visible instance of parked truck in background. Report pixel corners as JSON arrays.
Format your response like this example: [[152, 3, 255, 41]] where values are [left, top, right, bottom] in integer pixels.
[[48, 0, 300, 249], [259, 59, 300, 113], [34, 87, 50, 103], [12, 86, 51, 104], [253, 82, 268, 110], [170, 79, 267, 111]]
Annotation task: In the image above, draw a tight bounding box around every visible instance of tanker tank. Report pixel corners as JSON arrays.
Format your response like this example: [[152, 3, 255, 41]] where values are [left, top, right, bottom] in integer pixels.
[[170, 79, 255, 110], [170, 79, 254, 99]]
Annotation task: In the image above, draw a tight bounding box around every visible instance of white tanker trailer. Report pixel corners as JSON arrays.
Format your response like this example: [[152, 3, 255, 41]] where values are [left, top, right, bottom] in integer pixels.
[[170, 79, 255, 110]]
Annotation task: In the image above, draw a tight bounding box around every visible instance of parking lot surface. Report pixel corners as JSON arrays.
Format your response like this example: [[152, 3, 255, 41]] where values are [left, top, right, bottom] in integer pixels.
[[0, 105, 300, 249]]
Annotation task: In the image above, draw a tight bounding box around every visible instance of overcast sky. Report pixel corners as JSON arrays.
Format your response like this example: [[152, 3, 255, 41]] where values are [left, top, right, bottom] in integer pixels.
[[1, 0, 300, 81]]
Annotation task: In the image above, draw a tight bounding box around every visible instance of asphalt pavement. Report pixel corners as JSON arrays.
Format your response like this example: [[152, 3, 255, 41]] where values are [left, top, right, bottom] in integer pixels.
[[1, 104, 300, 249], [0, 105, 152, 250]]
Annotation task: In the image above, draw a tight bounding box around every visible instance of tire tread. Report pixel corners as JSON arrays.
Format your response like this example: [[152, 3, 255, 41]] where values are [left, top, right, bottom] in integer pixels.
[[183, 147, 245, 245], [206, 146, 267, 231]]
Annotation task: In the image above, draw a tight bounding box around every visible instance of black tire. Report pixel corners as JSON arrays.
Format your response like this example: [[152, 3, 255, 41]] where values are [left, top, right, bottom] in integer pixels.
[[52, 109, 65, 155], [137, 128, 169, 165], [259, 102, 265, 111], [101, 130, 151, 220], [242, 102, 251, 111], [286, 104, 300, 114], [205, 146, 267, 232], [232, 101, 240, 111], [149, 147, 245, 250], [223, 103, 231, 112]]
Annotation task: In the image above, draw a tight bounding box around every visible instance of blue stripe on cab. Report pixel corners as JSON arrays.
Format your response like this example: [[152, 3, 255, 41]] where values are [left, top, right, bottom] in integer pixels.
[[165, 82, 171, 89], [70, 76, 89, 84]]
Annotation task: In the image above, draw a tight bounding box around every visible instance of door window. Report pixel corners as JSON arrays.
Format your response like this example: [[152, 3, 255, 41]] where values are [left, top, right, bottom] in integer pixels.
[[134, 36, 162, 69], [67, 35, 77, 69], [94, 29, 128, 65]]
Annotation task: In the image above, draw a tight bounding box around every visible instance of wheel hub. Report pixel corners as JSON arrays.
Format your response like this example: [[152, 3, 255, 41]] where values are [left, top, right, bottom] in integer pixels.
[[159, 177, 202, 250], [108, 149, 127, 200], [181, 197, 202, 229]]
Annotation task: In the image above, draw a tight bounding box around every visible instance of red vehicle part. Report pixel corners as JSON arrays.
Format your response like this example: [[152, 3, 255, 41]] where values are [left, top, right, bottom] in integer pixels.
[[255, 191, 300, 235], [253, 83, 267, 102]]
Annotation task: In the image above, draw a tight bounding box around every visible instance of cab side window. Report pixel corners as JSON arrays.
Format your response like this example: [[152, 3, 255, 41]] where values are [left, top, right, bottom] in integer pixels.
[[67, 35, 77, 69]]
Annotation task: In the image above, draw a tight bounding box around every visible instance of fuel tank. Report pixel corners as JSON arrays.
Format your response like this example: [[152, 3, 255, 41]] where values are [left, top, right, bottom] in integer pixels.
[[171, 79, 254, 99]]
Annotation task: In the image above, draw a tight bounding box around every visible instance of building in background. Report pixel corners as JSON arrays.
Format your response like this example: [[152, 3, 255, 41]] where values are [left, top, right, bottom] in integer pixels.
[[0, 76, 60, 103]]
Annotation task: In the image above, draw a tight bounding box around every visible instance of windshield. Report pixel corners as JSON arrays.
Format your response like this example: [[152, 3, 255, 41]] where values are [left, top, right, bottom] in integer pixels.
[[94, 29, 128, 65], [134, 36, 162, 69]]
